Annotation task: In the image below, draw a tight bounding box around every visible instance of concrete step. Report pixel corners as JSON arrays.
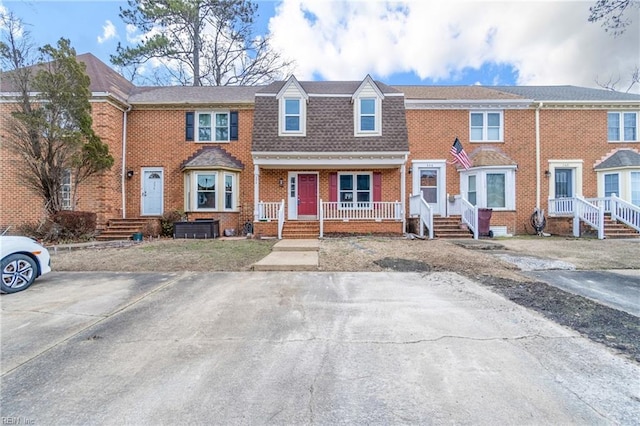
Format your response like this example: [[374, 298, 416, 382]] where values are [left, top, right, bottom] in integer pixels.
[[252, 239, 320, 271]]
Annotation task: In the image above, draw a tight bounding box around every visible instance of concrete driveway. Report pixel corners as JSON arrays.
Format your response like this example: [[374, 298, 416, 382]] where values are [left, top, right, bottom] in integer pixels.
[[2, 271, 638, 424]]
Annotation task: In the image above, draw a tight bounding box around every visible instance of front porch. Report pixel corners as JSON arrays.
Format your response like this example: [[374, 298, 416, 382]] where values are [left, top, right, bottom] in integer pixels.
[[253, 200, 404, 239]]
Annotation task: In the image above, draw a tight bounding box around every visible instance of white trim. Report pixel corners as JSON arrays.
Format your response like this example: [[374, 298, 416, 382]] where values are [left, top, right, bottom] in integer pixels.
[[141, 167, 164, 216], [252, 151, 408, 167], [411, 160, 447, 216], [276, 75, 309, 101], [352, 75, 385, 101], [405, 99, 532, 110], [548, 160, 584, 198], [460, 167, 517, 211], [279, 97, 306, 136], [469, 110, 504, 142], [194, 110, 232, 143]]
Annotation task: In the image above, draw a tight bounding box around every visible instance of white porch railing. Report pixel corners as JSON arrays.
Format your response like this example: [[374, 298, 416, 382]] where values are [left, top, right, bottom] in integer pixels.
[[549, 196, 605, 239], [574, 196, 604, 239], [319, 200, 402, 238], [460, 198, 478, 240], [409, 194, 433, 239], [277, 199, 285, 240], [610, 194, 640, 233], [256, 201, 281, 221], [548, 197, 574, 216]]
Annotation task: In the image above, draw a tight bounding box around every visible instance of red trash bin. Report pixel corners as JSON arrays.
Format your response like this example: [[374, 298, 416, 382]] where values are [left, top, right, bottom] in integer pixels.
[[478, 208, 493, 237]]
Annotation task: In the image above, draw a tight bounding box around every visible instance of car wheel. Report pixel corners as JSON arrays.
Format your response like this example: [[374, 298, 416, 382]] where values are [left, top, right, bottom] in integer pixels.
[[1, 254, 38, 294]]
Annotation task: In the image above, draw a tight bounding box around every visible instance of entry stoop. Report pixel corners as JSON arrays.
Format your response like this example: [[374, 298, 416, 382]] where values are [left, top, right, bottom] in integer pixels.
[[252, 239, 319, 271]]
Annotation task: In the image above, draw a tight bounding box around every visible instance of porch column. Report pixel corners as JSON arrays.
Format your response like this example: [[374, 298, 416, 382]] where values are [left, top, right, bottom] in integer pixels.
[[254, 165, 260, 221], [400, 164, 406, 232]]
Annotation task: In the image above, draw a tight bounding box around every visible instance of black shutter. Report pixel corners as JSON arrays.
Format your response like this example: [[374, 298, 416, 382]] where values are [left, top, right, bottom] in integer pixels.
[[230, 111, 238, 141], [185, 112, 194, 141]]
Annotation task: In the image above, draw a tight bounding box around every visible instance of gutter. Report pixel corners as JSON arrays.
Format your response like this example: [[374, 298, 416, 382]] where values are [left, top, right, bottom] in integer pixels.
[[535, 102, 543, 208], [121, 105, 132, 219]]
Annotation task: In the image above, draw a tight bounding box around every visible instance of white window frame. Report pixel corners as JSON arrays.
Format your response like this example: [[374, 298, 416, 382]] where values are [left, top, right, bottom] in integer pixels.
[[196, 111, 231, 142], [469, 111, 504, 142], [61, 169, 73, 210], [184, 170, 239, 212], [338, 172, 373, 209], [460, 167, 516, 211], [279, 97, 306, 136], [604, 173, 620, 197], [631, 171, 640, 206], [607, 111, 638, 142], [354, 97, 382, 136]]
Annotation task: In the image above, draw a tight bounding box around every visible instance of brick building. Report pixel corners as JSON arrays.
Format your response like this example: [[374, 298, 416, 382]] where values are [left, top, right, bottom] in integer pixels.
[[1, 54, 639, 239]]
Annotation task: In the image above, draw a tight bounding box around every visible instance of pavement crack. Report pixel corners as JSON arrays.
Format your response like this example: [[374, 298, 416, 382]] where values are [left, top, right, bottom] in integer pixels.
[[1, 272, 192, 377]]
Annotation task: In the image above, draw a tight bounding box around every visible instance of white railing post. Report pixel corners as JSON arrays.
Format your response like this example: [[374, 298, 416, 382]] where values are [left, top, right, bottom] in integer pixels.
[[573, 201, 580, 237], [319, 199, 324, 238], [597, 204, 604, 240], [611, 194, 619, 222], [277, 199, 285, 240]]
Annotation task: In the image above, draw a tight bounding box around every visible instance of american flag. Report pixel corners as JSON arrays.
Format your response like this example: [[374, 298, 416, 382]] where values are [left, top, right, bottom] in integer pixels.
[[450, 138, 472, 170]]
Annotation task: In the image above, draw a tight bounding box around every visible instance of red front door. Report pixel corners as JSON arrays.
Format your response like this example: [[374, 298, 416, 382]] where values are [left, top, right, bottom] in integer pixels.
[[298, 174, 317, 216]]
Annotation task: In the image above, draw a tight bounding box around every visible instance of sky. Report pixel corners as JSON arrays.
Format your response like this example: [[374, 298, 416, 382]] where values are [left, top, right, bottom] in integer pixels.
[[1, 0, 639, 92]]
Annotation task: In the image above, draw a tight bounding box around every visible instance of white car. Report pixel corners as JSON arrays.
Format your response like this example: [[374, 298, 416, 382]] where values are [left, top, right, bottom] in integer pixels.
[[1, 236, 52, 294]]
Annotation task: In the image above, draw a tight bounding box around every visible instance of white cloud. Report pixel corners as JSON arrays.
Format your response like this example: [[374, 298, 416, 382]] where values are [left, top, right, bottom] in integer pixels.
[[268, 0, 640, 91], [97, 19, 117, 44]]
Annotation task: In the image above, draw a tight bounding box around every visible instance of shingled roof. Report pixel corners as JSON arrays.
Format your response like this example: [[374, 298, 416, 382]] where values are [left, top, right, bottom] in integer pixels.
[[129, 85, 261, 105], [181, 147, 244, 170], [594, 149, 640, 170], [253, 80, 408, 153]]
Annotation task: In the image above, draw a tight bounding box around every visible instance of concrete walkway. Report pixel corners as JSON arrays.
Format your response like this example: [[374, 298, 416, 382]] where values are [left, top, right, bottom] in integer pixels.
[[252, 239, 319, 271]]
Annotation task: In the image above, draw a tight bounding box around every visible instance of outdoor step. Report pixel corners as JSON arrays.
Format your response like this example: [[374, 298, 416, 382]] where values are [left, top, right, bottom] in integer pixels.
[[252, 251, 318, 271]]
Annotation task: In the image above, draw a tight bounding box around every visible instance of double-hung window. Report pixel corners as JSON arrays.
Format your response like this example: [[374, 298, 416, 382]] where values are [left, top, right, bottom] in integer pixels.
[[604, 173, 620, 197], [355, 97, 381, 136], [467, 175, 477, 205], [631, 172, 640, 206], [339, 173, 371, 208], [197, 112, 230, 142], [608, 112, 638, 142], [486, 173, 506, 208], [470, 111, 503, 142], [196, 173, 216, 209], [61, 169, 72, 210], [284, 99, 300, 132], [185, 170, 239, 212]]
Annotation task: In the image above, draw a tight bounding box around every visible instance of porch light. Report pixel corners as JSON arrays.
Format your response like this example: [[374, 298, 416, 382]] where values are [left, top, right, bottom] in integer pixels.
[[544, 170, 551, 177], [279, 178, 284, 187]]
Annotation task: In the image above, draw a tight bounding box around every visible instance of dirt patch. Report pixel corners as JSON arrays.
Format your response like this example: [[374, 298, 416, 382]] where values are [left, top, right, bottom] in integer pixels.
[[373, 257, 431, 272]]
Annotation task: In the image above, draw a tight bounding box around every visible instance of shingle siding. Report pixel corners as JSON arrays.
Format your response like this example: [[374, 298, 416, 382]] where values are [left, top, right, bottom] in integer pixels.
[[252, 94, 409, 152]]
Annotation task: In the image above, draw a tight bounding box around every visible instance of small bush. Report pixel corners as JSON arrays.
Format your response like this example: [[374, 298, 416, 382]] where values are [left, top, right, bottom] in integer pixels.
[[51, 211, 97, 242], [142, 219, 161, 237], [160, 210, 184, 237]]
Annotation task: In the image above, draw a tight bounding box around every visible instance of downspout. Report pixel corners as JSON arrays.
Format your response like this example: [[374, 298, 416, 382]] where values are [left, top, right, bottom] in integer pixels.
[[535, 102, 543, 209], [121, 105, 132, 219], [400, 161, 406, 232]]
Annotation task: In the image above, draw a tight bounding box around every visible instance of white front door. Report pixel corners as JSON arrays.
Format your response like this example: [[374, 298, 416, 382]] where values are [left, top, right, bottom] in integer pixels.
[[412, 161, 446, 216], [142, 168, 163, 216]]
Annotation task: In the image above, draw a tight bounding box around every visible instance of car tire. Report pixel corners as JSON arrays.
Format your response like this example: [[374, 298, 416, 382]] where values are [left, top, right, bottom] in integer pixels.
[[1, 254, 38, 294]]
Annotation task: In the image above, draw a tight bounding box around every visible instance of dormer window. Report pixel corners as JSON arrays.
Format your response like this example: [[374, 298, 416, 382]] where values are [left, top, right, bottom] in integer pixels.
[[359, 99, 376, 131], [277, 76, 308, 136], [284, 99, 301, 132], [352, 75, 383, 137]]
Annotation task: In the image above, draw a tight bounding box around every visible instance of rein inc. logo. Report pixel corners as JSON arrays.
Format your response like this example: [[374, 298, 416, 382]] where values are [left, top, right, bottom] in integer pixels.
[[2, 418, 35, 425]]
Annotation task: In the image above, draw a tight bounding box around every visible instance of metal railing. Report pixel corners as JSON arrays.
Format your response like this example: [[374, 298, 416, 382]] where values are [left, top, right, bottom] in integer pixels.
[[460, 198, 478, 239], [409, 194, 433, 239]]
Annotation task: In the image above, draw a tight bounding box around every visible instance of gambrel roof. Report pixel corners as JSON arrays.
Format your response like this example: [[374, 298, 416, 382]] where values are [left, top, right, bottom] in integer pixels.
[[252, 79, 408, 153]]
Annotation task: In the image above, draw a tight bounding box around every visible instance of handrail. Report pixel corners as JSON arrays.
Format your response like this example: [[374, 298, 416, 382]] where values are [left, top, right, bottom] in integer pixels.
[[460, 197, 478, 239], [409, 194, 433, 239], [320, 199, 324, 238], [548, 197, 574, 216], [574, 196, 604, 239], [277, 199, 285, 239], [611, 194, 640, 233]]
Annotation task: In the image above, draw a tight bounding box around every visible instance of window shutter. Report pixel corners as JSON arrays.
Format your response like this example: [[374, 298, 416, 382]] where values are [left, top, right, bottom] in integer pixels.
[[185, 112, 194, 141], [230, 111, 238, 140], [373, 172, 382, 202], [329, 172, 337, 202]]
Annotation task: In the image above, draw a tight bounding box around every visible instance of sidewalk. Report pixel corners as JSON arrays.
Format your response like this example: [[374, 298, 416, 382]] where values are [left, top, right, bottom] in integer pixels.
[[252, 239, 319, 271]]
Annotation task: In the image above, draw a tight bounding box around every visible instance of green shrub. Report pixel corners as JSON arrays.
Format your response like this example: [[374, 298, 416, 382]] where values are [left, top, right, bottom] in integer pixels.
[[160, 210, 184, 237]]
